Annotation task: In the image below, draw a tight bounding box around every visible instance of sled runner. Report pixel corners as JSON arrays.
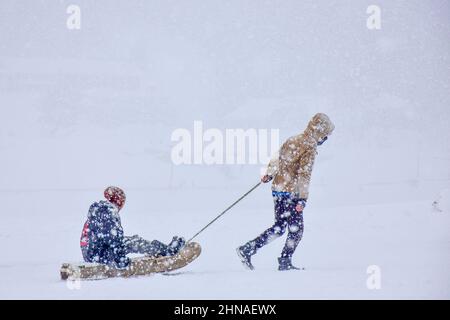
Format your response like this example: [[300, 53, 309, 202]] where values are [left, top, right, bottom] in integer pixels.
[[61, 242, 201, 280]]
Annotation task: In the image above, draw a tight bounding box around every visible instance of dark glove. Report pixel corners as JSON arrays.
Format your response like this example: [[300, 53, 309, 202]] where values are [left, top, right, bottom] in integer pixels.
[[298, 199, 307, 208], [295, 198, 307, 212]]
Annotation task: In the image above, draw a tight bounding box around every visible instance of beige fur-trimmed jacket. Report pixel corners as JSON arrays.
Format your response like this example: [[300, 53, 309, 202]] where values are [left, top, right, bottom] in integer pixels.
[[265, 113, 335, 200]]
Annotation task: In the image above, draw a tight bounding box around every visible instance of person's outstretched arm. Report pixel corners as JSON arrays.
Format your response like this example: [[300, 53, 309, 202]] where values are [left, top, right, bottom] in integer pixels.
[[262, 152, 279, 183]]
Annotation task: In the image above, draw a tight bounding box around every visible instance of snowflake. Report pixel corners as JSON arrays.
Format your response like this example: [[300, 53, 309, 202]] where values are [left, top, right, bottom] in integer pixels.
[[286, 239, 296, 248]]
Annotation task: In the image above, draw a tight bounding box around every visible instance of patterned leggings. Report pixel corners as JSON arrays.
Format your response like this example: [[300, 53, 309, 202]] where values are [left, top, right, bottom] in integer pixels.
[[123, 235, 172, 257], [248, 193, 304, 258]]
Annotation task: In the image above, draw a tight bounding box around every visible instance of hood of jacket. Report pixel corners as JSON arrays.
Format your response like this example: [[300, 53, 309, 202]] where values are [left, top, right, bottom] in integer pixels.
[[303, 113, 335, 143]]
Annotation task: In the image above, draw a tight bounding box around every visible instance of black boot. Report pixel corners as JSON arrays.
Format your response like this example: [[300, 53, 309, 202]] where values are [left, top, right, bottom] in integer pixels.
[[278, 257, 302, 271], [236, 243, 255, 270], [167, 236, 186, 256]]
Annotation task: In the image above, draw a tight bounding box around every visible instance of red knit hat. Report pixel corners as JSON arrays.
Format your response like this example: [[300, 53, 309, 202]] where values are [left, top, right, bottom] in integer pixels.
[[104, 186, 126, 209]]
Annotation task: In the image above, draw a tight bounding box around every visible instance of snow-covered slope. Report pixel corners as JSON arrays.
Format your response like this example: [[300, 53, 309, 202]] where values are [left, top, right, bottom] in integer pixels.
[[0, 0, 449, 299], [0, 193, 449, 299]]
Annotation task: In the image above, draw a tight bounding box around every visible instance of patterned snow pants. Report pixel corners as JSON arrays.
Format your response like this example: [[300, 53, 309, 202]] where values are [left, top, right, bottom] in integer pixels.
[[81, 235, 175, 263], [248, 192, 304, 258], [123, 235, 172, 257]]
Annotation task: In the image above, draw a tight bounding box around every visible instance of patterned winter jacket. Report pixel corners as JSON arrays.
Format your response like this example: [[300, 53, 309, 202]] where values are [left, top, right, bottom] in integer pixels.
[[266, 113, 335, 200], [80, 200, 130, 268]]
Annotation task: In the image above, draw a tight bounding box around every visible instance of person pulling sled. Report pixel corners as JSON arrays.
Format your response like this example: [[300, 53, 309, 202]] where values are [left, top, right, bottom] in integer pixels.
[[237, 113, 335, 271]]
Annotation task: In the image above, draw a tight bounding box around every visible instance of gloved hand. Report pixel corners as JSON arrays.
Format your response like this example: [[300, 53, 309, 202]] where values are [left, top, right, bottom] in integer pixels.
[[295, 199, 307, 212], [261, 175, 273, 183]]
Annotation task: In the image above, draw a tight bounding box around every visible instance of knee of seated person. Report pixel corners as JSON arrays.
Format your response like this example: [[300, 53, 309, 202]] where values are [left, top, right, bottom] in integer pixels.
[[151, 240, 165, 248]]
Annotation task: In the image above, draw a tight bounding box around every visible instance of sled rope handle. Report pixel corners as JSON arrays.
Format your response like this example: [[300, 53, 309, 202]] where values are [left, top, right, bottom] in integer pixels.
[[187, 182, 262, 243]]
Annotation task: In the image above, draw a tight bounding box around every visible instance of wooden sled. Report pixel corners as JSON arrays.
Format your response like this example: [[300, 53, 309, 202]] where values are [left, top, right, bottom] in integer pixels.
[[61, 242, 201, 280]]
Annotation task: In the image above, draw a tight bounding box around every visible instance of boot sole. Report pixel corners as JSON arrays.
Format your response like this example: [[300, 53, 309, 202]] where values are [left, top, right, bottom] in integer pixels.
[[236, 248, 254, 270], [278, 267, 305, 271]]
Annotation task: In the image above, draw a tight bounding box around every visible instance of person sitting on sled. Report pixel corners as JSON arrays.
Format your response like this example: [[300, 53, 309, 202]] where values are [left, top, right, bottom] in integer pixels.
[[80, 186, 186, 268], [237, 113, 335, 271]]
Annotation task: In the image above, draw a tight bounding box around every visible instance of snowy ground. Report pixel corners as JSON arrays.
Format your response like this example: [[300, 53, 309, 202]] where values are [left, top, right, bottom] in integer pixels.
[[0, 188, 449, 299], [0, 0, 449, 299]]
